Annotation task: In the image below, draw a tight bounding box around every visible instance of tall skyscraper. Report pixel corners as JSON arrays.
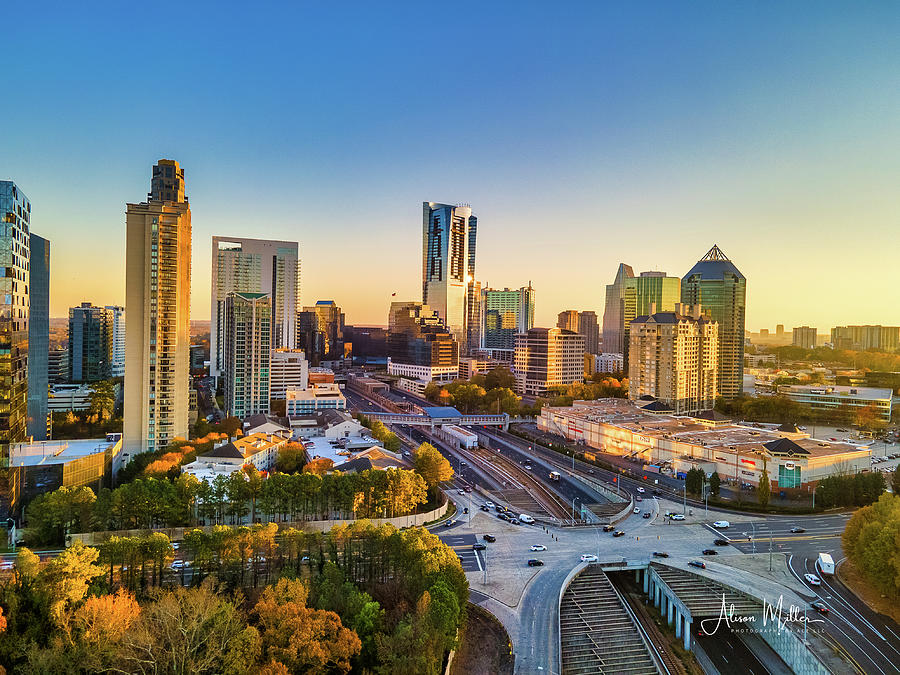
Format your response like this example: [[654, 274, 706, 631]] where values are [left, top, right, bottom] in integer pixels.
[[602, 266, 680, 360], [28, 234, 50, 441], [224, 292, 271, 418], [68, 303, 113, 382], [556, 310, 579, 332], [628, 304, 719, 414], [466, 279, 482, 354], [105, 306, 125, 377], [210, 237, 300, 379], [513, 327, 585, 396], [681, 245, 746, 400], [387, 302, 459, 385], [577, 311, 601, 356], [482, 285, 535, 351], [422, 202, 477, 347], [602, 263, 635, 355], [124, 160, 192, 455], [0, 182, 31, 513]]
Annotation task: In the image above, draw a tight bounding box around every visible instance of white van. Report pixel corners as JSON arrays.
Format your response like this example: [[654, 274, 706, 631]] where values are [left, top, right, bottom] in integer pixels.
[[519, 514, 535, 524], [817, 553, 835, 576]]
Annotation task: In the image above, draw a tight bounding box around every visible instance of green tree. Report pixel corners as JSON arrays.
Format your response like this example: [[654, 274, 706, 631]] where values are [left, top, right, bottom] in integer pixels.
[[709, 472, 721, 498], [484, 367, 516, 391], [757, 462, 771, 507], [412, 443, 454, 495], [275, 443, 307, 474], [892, 467, 900, 496], [88, 379, 117, 422], [37, 541, 105, 622], [684, 468, 704, 496]]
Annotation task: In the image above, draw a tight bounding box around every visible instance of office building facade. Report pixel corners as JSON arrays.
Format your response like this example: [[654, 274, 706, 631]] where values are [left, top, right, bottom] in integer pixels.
[[224, 292, 271, 419], [387, 301, 459, 384], [578, 311, 601, 356], [28, 234, 50, 441], [297, 300, 344, 365], [513, 327, 585, 396], [422, 202, 477, 347], [124, 160, 192, 455], [792, 326, 817, 349], [628, 304, 719, 414], [604, 267, 681, 363], [48, 347, 68, 384], [602, 263, 635, 355], [482, 285, 535, 351], [556, 310, 579, 332], [210, 237, 300, 379], [68, 303, 113, 382], [681, 245, 746, 400]]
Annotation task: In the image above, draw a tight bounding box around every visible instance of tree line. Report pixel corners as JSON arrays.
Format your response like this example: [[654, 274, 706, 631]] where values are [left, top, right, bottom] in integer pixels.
[[0, 520, 467, 674], [814, 471, 886, 508], [27, 464, 433, 546], [843, 493, 900, 601]]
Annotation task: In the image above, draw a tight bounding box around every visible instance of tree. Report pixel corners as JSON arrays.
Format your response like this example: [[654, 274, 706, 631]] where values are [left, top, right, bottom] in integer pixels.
[[253, 578, 361, 674], [88, 380, 117, 422], [37, 541, 105, 622], [119, 583, 250, 674], [412, 443, 454, 495], [855, 404, 889, 433], [305, 458, 335, 476], [757, 462, 771, 507], [484, 367, 516, 392], [276, 443, 307, 474], [843, 493, 900, 598], [892, 467, 900, 496], [709, 472, 721, 498], [684, 468, 704, 496]]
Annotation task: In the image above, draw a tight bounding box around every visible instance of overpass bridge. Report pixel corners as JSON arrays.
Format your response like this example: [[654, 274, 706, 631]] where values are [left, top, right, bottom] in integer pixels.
[[362, 406, 510, 431]]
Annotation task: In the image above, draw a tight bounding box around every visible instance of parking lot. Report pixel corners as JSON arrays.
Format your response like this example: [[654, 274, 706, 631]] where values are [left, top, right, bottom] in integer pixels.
[[439, 532, 485, 573]]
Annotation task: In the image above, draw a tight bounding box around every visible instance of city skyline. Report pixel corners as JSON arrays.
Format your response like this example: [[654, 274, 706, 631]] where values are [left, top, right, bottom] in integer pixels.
[[4, 4, 900, 331]]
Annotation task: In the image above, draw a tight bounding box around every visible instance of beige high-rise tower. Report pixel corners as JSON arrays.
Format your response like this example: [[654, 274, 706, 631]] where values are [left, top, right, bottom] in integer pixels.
[[124, 160, 192, 456]]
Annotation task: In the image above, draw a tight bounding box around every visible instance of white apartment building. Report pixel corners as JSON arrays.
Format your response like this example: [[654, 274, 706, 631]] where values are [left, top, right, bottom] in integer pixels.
[[628, 304, 719, 414], [105, 306, 125, 377], [285, 384, 347, 417], [271, 349, 309, 399], [387, 359, 459, 384]]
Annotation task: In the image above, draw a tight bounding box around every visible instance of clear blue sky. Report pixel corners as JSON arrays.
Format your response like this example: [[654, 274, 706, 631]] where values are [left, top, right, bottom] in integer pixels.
[[4, 2, 899, 330]]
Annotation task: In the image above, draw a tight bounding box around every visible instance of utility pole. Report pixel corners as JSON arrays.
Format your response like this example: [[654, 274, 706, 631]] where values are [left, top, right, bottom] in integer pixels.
[[769, 532, 774, 572], [683, 483, 687, 515]]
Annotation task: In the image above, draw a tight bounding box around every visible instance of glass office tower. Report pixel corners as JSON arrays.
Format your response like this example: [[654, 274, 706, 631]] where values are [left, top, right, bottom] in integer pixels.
[[681, 245, 746, 400], [28, 234, 50, 441]]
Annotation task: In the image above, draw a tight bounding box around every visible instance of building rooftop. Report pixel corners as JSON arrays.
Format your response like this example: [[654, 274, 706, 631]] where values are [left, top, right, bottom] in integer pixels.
[[423, 406, 463, 419], [780, 384, 892, 400], [10, 437, 119, 467]]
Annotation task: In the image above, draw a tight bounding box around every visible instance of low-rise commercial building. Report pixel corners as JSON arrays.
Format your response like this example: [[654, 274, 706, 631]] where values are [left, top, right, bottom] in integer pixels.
[[538, 399, 871, 491], [47, 384, 94, 412], [775, 384, 892, 422], [285, 384, 347, 417]]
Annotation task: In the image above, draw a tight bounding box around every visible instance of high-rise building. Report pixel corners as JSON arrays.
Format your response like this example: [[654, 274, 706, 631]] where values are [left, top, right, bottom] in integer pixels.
[[792, 326, 817, 349], [0, 181, 31, 513], [124, 160, 192, 455], [28, 234, 50, 441], [602, 263, 635, 355], [577, 311, 601, 356], [482, 285, 535, 352], [556, 310, 579, 332], [422, 202, 477, 347], [628, 304, 719, 414], [681, 245, 746, 400], [387, 302, 459, 385], [68, 303, 113, 382], [830, 325, 900, 352], [270, 349, 309, 399], [210, 237, 300, 379], [297, 301, 344, 365], [513, 327, 585, 396], [775, 324, 785, 337], [466, 280, 482, 354], [105, 306, 125, 377], [224, 292, 271, 419]]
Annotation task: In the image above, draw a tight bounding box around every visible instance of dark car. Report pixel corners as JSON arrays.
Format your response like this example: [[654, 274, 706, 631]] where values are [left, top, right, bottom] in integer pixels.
[[702, 549, 718, 556], [483, 534, 496, 542], [714, 539, 729, 546], [473, 543, 486, 551], [652, 551, 669, 558], [613, 531, 625, 537], [510, 519, 521, 525], [811, 601, 829, 615], [480, 505, 490, 512], [790, 527, 806, 533], [635, 496, 643, 502], [642, 512, 652, 519], [652, 489, 662, 495], [527, 559, 544, 567], [463, 507, 469, 514], [603, 525, 615, 532], [688, 560, 707, 569]]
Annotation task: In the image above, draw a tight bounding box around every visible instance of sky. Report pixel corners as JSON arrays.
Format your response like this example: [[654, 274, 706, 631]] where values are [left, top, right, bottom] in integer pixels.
[[4, 2, 899, 331]]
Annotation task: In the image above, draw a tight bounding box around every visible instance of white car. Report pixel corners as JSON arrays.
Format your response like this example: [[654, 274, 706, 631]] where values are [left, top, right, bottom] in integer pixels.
[[712, 520, 730, 529], [633, 507, 640, 514], [804, 573, 822, 586], [636, 487, 645, 493], [457, 489, 465, 495], [485, 501, 495, 509], [530, 544, 547, 551], [580, 554, 599, 563], [670, 513, 685, 521]]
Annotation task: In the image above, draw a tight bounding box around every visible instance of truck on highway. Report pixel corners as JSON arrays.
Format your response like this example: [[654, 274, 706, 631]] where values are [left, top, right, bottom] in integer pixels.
[[817, 553, 835, 576], [549, 471, 560, 481]]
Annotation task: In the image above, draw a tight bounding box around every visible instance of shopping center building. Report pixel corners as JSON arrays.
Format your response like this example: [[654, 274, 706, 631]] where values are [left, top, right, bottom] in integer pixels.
[[538, 399, 871, 491]]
